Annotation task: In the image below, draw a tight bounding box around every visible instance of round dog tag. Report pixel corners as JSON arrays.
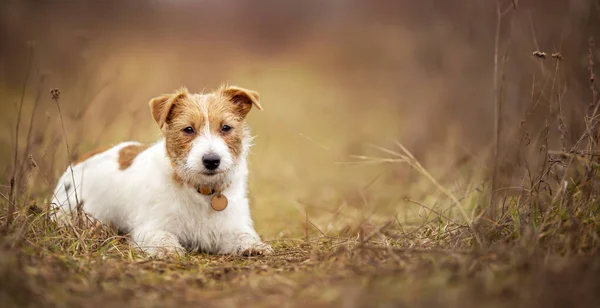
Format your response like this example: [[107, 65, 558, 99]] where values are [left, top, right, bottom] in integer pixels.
[[211, 194, 228, 211]]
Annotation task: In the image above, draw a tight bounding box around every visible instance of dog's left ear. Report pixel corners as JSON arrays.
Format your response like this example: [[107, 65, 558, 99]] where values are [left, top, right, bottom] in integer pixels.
[[221, 86, 262, 117]]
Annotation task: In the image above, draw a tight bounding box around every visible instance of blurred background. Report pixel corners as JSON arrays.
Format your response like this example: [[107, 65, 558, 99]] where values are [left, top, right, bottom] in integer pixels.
[[1, 0, 599, 239]]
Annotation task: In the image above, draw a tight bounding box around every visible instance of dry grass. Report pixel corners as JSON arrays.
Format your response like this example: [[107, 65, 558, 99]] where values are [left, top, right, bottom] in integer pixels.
[[2, 1, 600, 307]]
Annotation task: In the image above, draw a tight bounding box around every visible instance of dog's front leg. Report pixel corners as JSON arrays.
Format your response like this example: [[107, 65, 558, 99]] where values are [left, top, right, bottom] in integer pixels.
[[225, 227, 273, 256], [131, 226, 185, 258]]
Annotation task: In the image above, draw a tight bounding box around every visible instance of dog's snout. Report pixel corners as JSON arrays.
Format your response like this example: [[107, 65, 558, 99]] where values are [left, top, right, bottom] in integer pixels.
[[202, 153, 221, 170]]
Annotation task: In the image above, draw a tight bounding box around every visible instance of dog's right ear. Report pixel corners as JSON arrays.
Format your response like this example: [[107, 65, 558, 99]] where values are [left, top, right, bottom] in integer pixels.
[[149, 87, 189, 129]]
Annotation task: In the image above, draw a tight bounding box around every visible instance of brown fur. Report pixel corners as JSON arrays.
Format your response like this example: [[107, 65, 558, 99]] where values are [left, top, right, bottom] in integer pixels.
[[73, 145, 113, 165], [149, 85, 262, 170], [118, 144, 149, 170], [163, 91, 205, 168], [207, 85, 261, 159], [206, 91, 245, 159], [149, 87, 190, 129]]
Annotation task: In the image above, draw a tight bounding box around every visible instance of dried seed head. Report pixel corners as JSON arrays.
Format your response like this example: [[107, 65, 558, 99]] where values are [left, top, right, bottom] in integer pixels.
[[533, 51, 547, 59], [551, 52, 564, 61], [50, 88, 60, 100]]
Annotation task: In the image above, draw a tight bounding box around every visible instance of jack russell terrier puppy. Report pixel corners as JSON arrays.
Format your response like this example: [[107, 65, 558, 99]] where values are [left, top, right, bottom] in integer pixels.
[[51, 85, 273, 258]]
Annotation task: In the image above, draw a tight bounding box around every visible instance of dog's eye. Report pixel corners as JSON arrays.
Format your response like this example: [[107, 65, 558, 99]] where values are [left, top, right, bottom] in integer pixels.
[[221, 125, 232, 133], [183, 126, 195, 135]]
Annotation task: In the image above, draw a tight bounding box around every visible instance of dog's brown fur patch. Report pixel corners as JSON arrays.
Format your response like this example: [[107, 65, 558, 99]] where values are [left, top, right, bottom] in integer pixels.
[[206, 86, 261, 160], [118, 144, 149, 170], [149, 87, 190, 129], [163, 94, 205, 167], [73, 146, 112, 165]]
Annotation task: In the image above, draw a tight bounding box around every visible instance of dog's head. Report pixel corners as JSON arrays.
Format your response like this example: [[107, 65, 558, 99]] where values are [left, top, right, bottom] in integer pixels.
[[149, 85, 262, 186]]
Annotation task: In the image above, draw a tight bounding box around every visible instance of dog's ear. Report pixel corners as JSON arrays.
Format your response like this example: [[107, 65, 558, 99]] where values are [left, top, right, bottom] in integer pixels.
[[149, 87, 189, 129], [220, 85, 262, 118]]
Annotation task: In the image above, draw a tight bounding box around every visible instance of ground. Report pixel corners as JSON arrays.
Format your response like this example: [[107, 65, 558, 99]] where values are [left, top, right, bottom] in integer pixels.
[[1, 184, 600, 308]]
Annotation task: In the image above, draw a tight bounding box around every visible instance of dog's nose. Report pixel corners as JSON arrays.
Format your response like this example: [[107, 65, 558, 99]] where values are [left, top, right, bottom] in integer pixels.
[[202, 153, 221, 170]]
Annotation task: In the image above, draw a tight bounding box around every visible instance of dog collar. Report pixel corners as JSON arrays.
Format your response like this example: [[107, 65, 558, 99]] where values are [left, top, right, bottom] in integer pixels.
[[197, 185, 228, 211]]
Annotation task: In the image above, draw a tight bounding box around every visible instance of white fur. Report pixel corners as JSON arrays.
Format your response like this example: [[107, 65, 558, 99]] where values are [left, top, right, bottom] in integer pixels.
[[185, 96, 235, 177], [51, 101, 271, 258]]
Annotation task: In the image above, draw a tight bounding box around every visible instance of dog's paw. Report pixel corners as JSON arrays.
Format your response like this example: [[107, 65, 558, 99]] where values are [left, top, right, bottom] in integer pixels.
[[158, 249, 185, 259], [146, 245, 186, 259], [241, 242, 273, 257]]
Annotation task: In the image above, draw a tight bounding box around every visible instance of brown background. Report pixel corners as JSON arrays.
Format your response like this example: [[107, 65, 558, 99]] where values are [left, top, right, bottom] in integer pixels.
[[1, 0, 599, 235]]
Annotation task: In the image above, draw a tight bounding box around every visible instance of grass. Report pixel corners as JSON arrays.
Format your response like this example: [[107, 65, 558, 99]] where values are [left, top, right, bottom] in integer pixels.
[[2, 2, 600, 307], [1, 196, 599, 307], [2, 121, 599, 308]]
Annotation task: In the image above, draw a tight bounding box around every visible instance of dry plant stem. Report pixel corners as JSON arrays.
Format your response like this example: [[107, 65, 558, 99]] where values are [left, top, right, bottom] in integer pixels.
[[405, 198, 457, 225], [304, 210, 310, 244], [548, 96, 600, 205], [497, 11, 517, 217], [52, 93, 80, 209], [528, 13, 546, 76], [394, 142, 482, 246], [350, 143, 480, 244], [588, 37, 599, 155], [6, 44, 34, 229], [551, 59, 569, 153], [360, 244, 470, 255], [357, 221, 392, 247], [18, 74, 45, 189], [490, 1, 502, 222], [491, 0, 516, 221]]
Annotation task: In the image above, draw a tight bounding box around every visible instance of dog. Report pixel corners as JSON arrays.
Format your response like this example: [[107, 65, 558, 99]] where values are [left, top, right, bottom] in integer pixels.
[[51, 85, 273, 258]]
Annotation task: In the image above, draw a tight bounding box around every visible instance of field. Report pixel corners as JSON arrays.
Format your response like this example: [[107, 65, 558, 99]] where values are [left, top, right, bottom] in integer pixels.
[[1, 1, 600, 307]]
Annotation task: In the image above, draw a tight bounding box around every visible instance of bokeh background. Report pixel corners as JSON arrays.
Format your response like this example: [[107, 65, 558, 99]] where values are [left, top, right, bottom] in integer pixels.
[[1, 0, 599, 239]]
